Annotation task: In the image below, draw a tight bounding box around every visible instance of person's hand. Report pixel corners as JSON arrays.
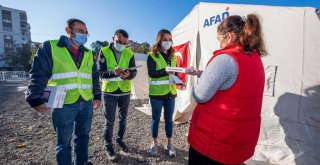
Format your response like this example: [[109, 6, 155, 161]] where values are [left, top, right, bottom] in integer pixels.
[[120, 70, 130, 79], [166, 71, 174, 75], [33, 104, 50, 112], [93, 100, 101, 110], [187, 67, 202, 76], [114, 67, 123, 76], [165, 67, 174, 75]]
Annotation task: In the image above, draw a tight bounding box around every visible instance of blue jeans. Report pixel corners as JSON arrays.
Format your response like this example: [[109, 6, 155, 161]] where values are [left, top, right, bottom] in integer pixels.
[[103, 94, 130, 149], [51, 100, 93, 165], [150, 98, 175, 138]]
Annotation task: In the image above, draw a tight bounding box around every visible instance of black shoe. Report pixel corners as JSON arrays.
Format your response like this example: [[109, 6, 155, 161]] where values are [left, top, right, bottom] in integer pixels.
[[105, 147, 117, 161], [117, 141, 130, 153], [87, 162, 93, 165]]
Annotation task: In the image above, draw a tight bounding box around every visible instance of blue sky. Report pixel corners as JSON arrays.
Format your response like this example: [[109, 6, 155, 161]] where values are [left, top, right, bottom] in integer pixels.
[[1, 0, 319, 47]]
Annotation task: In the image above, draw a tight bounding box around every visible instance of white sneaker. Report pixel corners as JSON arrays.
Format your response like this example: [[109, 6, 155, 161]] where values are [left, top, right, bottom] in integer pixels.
[[167, 144, 176, 157], [105, 147, 117, 161], [149, 144, 158, 156]]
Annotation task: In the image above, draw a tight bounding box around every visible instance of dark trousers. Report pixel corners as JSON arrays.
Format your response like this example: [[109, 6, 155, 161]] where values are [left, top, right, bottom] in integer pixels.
[[103, 94, 130, 149], [189, 146, 245, 165], [52, 100, 93, 165]]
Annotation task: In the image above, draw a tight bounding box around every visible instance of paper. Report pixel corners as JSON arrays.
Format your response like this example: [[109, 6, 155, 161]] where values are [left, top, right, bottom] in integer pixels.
[[166, 67, 192, 73], [57, 87, 67, 108], [42, 86, 66, 108], [169, 74, 184, 85], [125, 65, 143, 71]]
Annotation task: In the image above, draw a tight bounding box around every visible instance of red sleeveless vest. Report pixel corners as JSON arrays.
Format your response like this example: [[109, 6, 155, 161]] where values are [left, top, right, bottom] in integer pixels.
[[188, 44, 265, 164]]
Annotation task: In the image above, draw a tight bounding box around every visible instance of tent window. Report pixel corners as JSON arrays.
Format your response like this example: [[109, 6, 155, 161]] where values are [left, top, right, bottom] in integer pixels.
[[264, 65, 278, 97]]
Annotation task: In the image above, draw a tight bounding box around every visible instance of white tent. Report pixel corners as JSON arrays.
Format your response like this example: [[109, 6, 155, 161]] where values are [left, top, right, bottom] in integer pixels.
[[171, 2, 320, 165]]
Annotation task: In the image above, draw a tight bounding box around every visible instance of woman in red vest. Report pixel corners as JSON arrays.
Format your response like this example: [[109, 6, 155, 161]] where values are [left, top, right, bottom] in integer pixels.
[[187, 14, 268, 165]]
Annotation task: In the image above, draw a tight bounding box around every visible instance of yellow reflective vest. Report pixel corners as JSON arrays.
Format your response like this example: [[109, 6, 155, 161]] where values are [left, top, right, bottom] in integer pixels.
[[148, 52, 177, 96], [47, 40, 93, 104], [101, 46, 133, 93]]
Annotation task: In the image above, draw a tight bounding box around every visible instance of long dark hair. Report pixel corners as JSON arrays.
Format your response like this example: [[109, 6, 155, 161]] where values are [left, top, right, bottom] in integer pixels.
[[151, 29, 175, 58], [217, 14, 268, 56]]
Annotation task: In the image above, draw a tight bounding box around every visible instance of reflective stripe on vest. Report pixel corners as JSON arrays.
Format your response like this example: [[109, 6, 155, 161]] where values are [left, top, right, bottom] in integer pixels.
[[60, 83, 92, 90], [102, 77, 123, 82], [148, 52, 177, 96], [51, 72, 92, 80], [148, 80, 170, 85], [47, 40, 94, 104], [101, 46, 133, 93]]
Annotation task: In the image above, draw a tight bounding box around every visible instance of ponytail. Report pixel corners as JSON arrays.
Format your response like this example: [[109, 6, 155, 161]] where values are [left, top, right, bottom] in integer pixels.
[[238, 14, 268, 56], [217, 14, 268, 56]]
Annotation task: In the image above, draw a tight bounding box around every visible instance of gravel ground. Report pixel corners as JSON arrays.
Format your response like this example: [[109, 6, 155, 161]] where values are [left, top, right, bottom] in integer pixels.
[[0, 81, 190, 165]]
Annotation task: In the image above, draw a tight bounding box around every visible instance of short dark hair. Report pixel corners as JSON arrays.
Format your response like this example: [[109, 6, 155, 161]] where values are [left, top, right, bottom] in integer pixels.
[[67, 18, 86, 28], [114, 29, 129, 38]]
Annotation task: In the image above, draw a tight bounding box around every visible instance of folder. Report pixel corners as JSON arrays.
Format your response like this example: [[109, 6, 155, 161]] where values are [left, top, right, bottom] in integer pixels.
[[165, 67, 192, 73], [41, 86, 67, 108]]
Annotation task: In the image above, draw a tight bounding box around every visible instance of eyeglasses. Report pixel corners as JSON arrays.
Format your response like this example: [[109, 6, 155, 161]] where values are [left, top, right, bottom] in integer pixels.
[[70, 27, 90, 36]]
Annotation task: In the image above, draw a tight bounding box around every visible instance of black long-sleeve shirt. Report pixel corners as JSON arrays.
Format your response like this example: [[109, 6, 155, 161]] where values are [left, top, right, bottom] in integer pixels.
[[147, 51, 177, 99], [26, 36, 101, 107], [98, 43, 137, 94]]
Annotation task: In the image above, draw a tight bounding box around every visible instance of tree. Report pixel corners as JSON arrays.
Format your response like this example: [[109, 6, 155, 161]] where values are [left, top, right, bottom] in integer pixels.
[[140, 42, 150, 54], [19, 44, 33, 71], [3, 43, 34, 71], [30, 43, 41, 65], [91, 41, 109, 56], [2, 51, 17, 70]]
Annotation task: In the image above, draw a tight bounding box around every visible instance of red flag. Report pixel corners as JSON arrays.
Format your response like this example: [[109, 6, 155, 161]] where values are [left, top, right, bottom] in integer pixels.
[[173, 42, 189, 90]]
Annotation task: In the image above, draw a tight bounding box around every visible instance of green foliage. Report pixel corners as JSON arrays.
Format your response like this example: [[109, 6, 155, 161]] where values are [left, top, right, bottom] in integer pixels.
[[30, 43, 41, 65], [140, 42, 150, 54], [132, 42, 150, 54], [3, 43, 36, 71], [91, 40, 109, 56]]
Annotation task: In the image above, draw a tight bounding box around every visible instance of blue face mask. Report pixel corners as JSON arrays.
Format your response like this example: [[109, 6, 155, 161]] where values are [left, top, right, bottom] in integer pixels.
[[72, 33, 87, 46]]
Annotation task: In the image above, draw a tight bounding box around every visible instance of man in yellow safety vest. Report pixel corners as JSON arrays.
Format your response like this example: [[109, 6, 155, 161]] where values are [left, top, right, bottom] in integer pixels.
[[26, 18, 101, 165], [99, 29, 136, 161]]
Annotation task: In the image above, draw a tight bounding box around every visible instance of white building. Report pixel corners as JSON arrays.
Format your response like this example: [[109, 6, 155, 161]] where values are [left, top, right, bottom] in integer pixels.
[[0, 5, 31, 68]]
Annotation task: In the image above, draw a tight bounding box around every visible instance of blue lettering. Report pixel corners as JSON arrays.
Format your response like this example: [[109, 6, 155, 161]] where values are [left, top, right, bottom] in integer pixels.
[[203, 19, 210, 28], [215, 15, 221, 24], [210, 16, 215, 26], [203, 10, 230, 28], [222, 11, 230, 20]]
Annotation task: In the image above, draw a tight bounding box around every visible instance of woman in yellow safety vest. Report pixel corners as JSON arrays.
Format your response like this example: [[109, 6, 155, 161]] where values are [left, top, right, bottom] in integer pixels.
[[147, 29, 177, 157]]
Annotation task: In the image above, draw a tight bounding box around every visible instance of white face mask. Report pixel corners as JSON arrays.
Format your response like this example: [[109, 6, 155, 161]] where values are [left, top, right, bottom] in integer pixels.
[[114, 42, 125, 52], [161, 41, 172, 50]]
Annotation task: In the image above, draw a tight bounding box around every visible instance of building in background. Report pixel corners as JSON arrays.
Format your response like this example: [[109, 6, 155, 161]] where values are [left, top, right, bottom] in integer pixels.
[[0, 5, 31, 68], [127, 40, 141, 52]]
